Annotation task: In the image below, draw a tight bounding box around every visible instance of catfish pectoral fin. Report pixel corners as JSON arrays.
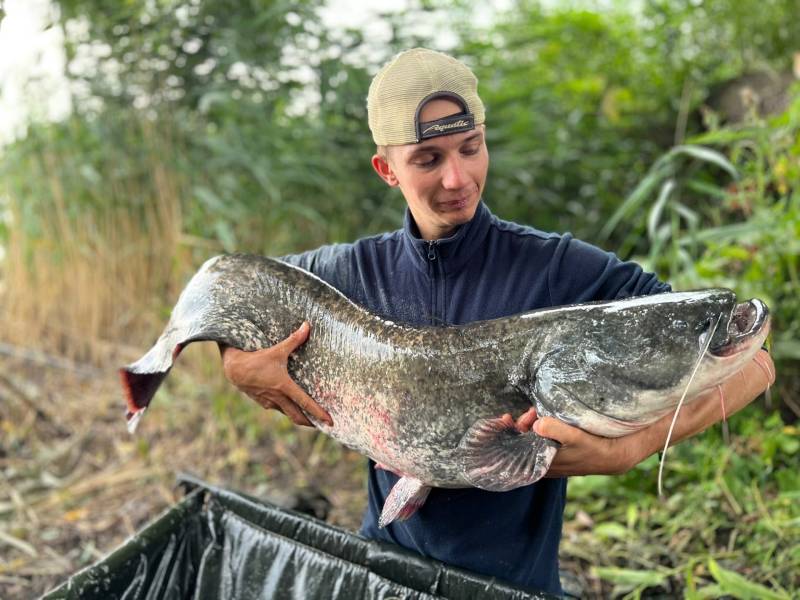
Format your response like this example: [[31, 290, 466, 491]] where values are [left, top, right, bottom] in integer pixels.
[[458, 417, 560, 492], [378, 477, 431, 528]]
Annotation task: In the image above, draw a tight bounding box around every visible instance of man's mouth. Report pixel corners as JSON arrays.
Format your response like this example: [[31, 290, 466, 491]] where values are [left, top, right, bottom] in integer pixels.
[[443, 198, 468, 208], [439, 194, 473, 210], [709, 299, 770, 357]]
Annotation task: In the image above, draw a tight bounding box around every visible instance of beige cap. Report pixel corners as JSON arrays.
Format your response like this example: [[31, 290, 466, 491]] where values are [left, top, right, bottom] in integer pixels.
[[367, 48, 485, 146]]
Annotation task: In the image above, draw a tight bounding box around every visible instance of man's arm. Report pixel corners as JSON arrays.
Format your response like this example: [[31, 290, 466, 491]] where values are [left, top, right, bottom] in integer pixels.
[[527, 350, 775, 477], [220, 322, 333, 428]]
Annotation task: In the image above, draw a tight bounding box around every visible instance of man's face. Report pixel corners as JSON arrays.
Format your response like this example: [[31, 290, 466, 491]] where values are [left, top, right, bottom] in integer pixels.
[[372, 99, 489, 240]]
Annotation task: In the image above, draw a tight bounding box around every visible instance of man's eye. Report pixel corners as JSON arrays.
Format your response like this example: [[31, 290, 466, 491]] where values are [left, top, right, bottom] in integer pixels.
[[415, 155, 439, 168], [461, 145, 480, 156]]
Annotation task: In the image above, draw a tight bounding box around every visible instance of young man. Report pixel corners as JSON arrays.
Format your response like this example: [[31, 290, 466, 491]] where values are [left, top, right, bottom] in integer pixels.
[[221, 48, 774, 595]]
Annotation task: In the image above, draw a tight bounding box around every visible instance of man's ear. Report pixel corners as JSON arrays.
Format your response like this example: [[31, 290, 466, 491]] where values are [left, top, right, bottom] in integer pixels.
[[371, 153, 399, 187]]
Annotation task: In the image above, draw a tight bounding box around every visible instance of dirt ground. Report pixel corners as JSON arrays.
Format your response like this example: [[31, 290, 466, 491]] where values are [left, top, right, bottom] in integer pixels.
[[0, 344, 367, 598]]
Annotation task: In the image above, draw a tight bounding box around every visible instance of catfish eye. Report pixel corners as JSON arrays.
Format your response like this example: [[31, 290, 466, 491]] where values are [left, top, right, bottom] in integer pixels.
[[672, 319, 687, 331]]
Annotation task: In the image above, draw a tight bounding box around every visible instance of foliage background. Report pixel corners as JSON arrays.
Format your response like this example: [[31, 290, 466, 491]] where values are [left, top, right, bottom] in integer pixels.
[[0, 0, 798, 597]]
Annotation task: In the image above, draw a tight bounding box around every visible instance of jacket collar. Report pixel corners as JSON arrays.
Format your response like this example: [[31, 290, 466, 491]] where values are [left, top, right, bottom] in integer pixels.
[[402, 200, 492, 274]]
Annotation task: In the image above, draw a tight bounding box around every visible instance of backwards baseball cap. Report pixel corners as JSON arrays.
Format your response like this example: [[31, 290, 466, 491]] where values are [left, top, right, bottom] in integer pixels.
[[367, 48, 485, 146]]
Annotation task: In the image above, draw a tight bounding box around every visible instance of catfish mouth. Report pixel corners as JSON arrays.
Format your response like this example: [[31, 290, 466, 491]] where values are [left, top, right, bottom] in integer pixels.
[[709, 299, 769, 357]]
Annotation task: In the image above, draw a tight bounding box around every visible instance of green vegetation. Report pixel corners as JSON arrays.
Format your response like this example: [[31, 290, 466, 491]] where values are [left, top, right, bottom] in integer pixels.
[[0, 0, 797, 597], [566, 100, 800, 596]]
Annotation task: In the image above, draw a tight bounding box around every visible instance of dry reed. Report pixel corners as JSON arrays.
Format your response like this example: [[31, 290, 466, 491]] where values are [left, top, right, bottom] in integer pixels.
[[0, 118, 190, 366]]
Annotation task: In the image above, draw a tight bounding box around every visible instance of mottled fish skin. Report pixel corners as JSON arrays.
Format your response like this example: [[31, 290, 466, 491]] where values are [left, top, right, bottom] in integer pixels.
[[121, 254, 770, 492]]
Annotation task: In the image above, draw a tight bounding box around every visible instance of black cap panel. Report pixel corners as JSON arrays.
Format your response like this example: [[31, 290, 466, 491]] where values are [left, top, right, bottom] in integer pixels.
[[414, 91, 476, 142]]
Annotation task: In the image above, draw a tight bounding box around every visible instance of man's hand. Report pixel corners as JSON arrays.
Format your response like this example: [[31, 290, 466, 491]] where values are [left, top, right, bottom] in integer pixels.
[[509, 408, 628, 477], [523, 350, 775, 478], [220, 322, 333, 428]]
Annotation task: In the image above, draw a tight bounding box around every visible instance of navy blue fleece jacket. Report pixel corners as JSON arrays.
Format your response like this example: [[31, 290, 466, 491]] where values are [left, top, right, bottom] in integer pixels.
[[282, 201, 669, 596]]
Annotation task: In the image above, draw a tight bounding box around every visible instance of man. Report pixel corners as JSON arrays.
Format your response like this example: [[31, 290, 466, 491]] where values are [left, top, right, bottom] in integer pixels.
[[221, 48, 774, 596]]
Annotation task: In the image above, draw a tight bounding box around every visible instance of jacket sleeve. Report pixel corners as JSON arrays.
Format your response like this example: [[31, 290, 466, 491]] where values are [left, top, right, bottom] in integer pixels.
[[546, 234, 671, 305], [277, 243, 357, 297]]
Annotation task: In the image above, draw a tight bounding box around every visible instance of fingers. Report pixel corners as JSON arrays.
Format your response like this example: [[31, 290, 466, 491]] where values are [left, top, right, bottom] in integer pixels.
[[220, 322, 309, 368], [281, 378, 333, 426], [500, 408, 538, 432], [249, 389, 315, 427], [516, 407, 538, 432], [753, 351, 776, 387], [270, 394, 315, 427], [533, 416, 583, 446], [276, 321, 311, 355], [245, 379, 330, 427]]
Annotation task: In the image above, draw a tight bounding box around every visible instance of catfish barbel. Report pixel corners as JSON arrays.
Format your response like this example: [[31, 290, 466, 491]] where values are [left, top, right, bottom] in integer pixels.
[[120, 254, 770, 526]]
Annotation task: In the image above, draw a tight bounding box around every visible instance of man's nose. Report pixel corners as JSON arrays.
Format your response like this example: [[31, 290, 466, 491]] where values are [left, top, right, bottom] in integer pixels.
[[441, 156, 468, 189]]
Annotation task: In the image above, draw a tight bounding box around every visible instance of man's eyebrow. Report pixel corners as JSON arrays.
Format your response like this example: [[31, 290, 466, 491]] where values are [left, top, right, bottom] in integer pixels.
[[407, 144, 439, 160], [460, 132, 483, 145]]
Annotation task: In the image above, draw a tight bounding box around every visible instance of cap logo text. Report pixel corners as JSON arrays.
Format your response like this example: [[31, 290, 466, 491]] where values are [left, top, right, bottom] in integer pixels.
[[416, 113, 475, 141], [422, 119, 470, 135]]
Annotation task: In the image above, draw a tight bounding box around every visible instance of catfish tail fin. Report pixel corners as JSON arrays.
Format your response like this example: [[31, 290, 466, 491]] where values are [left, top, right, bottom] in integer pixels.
[[120, 254, 272, 432], [120, 337, 185, 432]]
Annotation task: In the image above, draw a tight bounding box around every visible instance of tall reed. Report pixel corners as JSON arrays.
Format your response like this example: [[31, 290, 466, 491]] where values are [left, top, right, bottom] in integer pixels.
[[0, 114, 195, 366]]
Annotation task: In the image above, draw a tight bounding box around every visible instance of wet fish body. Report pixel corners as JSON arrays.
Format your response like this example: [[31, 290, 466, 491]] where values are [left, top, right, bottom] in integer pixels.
[[121, 254, 769, 525]]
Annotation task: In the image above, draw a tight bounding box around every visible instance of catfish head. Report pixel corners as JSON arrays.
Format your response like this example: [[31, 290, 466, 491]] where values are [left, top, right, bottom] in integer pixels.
[[530, 289, 770, 436]]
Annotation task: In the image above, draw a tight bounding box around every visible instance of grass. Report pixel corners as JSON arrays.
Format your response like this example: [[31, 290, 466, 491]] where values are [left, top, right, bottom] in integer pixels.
[[561, 414, 800, 597]]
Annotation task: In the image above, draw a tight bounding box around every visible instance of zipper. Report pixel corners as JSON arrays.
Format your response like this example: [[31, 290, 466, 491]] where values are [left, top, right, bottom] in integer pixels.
[[426, 241, 441, 325], [427, 240, 438, 261]]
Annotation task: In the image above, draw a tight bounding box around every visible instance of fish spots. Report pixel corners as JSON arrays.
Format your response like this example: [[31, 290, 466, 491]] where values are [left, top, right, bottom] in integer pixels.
[[370, 430, 389, 454], [372, 406, 393, 428], [365, 405, 394, 454]]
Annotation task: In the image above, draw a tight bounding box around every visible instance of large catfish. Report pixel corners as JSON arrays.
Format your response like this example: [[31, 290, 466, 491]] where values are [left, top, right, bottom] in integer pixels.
[[121, 254, 770, 526]]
